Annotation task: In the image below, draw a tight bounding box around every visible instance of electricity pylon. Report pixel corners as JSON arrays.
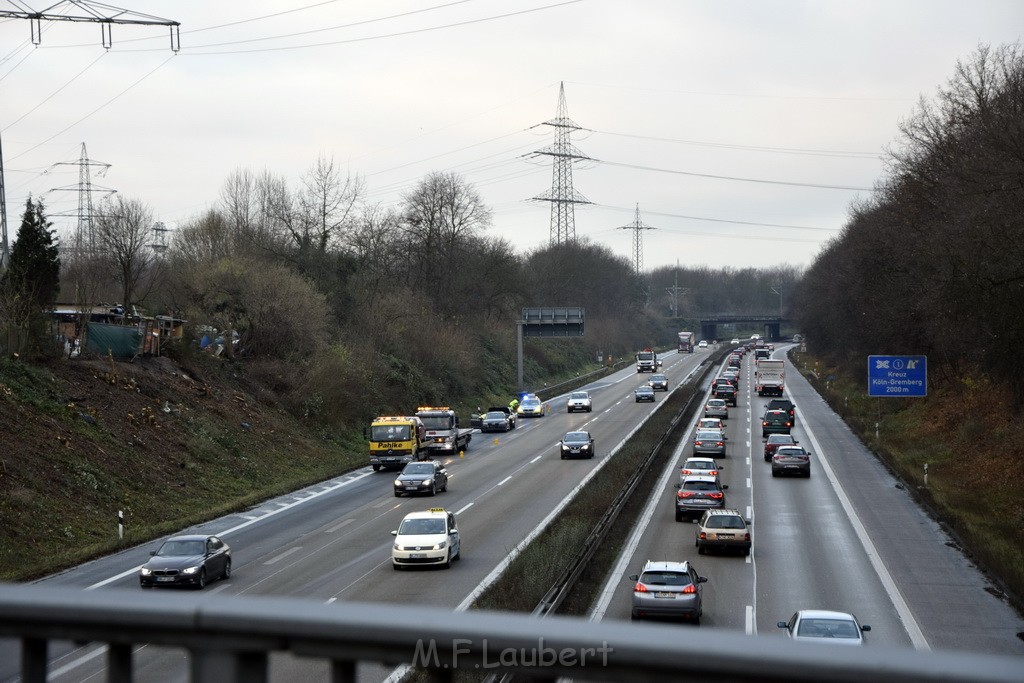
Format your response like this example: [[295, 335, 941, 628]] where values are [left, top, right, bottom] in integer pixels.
[[530, 82, 592, 245], [49, 143, 116, 254], [618, 203, 656, 275]]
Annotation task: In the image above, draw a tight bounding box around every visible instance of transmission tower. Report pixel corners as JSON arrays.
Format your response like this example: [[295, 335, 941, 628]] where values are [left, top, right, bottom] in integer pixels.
[[617, 203, 656, 275], [49, 143, 116, 254], [0, 2, 180, 267], [530, 82, 592, 245], [665, 259, 689, 318]]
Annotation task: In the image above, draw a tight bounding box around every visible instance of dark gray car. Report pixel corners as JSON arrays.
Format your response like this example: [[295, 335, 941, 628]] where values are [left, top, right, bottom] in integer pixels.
[[629, 560, 707, 623], [560, 431, 595, 459], [393, 460, 448, 496], [481, 410, 511, 432], [139, 534, 231, 589]]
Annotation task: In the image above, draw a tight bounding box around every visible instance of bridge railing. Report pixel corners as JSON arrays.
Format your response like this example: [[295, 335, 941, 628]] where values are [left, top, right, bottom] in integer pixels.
[[1, 584, 1021, 683]]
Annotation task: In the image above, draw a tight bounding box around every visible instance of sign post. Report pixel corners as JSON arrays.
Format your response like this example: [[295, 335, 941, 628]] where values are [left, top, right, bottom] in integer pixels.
[[867, 356, 927, 397]]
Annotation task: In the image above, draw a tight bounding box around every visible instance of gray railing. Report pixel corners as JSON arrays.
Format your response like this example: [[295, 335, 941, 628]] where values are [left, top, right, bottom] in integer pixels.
[[1, 584, 1021, 683]]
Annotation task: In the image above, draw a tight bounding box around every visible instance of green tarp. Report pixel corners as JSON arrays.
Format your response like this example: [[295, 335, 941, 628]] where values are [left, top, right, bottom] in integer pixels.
[[85, 322, 142, 359]]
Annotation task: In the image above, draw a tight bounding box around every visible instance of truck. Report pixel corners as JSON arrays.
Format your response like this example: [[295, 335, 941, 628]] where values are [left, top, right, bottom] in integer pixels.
[[755, 359, 786, 396], [367, 415, 426, 472], [415, 406, 473, 456], [677, 331, 695, 353], [636, 348, 658, 372]]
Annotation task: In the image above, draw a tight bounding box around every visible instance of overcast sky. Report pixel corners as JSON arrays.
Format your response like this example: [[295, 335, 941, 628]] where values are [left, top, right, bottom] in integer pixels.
[[2, 0, 1021, 272]]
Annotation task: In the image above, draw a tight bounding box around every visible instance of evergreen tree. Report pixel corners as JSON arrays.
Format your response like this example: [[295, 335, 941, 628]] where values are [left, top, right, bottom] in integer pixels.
[[2, 197, 61, 308]]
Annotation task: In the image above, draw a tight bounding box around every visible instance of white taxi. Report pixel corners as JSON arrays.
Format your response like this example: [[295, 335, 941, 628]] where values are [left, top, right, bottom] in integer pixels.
[[391, 508, 461, 570]]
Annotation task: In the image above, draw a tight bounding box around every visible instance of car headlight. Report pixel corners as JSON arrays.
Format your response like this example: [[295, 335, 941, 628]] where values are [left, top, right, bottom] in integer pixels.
[[393, 543, 401, 550], [433, 541, 447, 550], [181, 566, 200, 575], [420, 479, 432, 485], [140, 567, 152, 576], [394, 479, 402, 486]]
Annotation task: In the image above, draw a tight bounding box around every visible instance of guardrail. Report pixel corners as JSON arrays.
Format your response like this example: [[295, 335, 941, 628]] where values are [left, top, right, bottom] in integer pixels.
[[1, 584, 1020, 683]]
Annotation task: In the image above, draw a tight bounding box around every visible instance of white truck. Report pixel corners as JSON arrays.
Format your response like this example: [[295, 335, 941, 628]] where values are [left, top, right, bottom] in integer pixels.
[[636, 348, 658, 373], [755, 359, 785, 396], [415, 406, 473, 456]]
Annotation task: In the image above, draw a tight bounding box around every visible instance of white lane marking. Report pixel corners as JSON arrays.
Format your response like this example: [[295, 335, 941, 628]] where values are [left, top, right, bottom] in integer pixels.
[[372, 500, 388, 508], [802, 412, 931, 651], [746, 505, 752, 518], [529, 455, 542, 463], [745, 456, 750, 465], [46, 645, 108, 678], [745, 605, 754, 634], [86, 469, 377, 590], [746, 477, 751, 489], [455, 502, 474, 514], [326, 597, 337, 604], [497, 476, 512, 486], [745, 554, 751, 564], [325, 518, 355, 534], [264, 546, 303, 565]]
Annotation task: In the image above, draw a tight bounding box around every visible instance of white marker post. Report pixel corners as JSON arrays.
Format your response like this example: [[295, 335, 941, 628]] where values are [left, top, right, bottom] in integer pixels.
[[118, 510, 124, 540]]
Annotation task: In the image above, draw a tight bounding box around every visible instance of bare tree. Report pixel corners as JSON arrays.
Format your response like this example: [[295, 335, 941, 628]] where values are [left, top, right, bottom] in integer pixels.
[[298, 155, 364, 256], [94, 196, 155, 316]]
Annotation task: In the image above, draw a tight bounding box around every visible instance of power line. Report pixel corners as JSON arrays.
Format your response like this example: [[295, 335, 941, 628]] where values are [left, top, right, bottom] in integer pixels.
[[591, 203, 838, 232], [590, 129, 881, 159], [599, 159, 875, 191]]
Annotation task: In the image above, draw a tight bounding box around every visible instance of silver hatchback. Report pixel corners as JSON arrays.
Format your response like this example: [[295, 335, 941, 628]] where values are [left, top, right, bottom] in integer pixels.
[[693, 429, 727, 457], [629, 560, 707, 623], [704, 399, 728, 419]]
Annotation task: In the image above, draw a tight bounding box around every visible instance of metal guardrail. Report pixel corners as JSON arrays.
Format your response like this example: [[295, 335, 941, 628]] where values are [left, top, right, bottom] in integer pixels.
[[1, 584, 1021, 683]]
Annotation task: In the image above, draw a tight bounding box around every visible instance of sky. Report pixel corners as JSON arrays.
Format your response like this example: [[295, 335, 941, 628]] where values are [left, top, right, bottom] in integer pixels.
[[1, 0, 1022, 273]]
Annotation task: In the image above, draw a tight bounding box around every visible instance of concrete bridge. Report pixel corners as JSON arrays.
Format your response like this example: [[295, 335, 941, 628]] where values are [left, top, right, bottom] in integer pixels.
[[697, 314, 788, 342]]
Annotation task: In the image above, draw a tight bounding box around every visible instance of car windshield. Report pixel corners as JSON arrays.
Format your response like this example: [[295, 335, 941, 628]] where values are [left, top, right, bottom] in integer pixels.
[[707, 400, 725, 407], [706, 516, 745, 529], [418, 416, 451, 430], [768, 435, 795, 444], [765, 412, 786, 420], [639, 571, 691, 587], [776, 448, 807, 457], [402, 463, 433, 475], [371, 424, 411, 441], [564, 432, 589, 443], [695, 431, 721, 440], [685, 460, 715, 470], [522, 399, 540, 407], [399, 518, 446, 535], [798, 618, 860, 638], [484, 411, 505, 419], [652, 375, 666, 381], [570, 392, 589, 400], [683, 480, 720, 491], [157, 540, 205, 556], [637, 386, 652, 392]]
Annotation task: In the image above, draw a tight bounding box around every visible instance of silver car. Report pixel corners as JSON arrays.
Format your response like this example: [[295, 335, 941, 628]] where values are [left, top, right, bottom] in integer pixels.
[[704, 398, 728, 419], [629, 560, 707, 623], [693, 429, 727, 457], [566, 391, 592, 413], [778, 610, 871, 645]]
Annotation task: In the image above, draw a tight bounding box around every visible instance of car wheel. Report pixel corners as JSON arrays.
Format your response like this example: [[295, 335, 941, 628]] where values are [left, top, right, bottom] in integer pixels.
[[743, 547, 751, 556], [222, 559, 231, 581], [693, 613, 701, 626], [394, 491, 402, 497], [442, 480, 448, 492], [140, 582, 151, 589], [587, 407, 592, 412], [561, 453, 566, 459], [442, 550, 452, 569], [771, 469, 779, 477], [392, 563, 401, 571], [588, 452, 594, 459], [372, 464, 381, 472], [697, 545, 705, 555], [429, 483, 436, 497], [195, 569, 207, 590], [675, 511, 683, 522]]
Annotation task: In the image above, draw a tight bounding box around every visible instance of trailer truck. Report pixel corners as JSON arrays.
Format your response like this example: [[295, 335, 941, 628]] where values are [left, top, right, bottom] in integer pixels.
[[755, 359, 786, 396]]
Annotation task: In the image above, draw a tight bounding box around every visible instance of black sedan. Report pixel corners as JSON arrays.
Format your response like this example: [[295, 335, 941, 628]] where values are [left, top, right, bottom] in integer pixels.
[[560, 431, 595, 459], [394, 460, 448, 496], [139, 534, 231, 589], [481, 410, 511, 432]]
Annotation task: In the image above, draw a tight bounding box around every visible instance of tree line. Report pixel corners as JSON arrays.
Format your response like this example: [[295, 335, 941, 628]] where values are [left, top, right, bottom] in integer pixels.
[[792, 43, 1024, 406]]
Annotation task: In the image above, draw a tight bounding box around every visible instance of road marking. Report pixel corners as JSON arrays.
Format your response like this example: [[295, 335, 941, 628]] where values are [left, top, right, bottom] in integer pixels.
[[745, 456, 750, 465], [325, 518, 355, 534], [326, 597, 337, 604], [745, 605, 754, 635], [372, 500, 388, 508], [264, 547, 303, 565], [746, 505, 752, 518], [529, 455, 542, 463], [746, 477, 751, 489], [455, 502, 474, 514], [497, 476, 512, 486], [801, 407, 931, 651]]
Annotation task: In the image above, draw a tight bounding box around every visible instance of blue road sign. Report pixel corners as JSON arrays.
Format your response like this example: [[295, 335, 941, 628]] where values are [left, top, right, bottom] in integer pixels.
[[868, 355, 927, 397]]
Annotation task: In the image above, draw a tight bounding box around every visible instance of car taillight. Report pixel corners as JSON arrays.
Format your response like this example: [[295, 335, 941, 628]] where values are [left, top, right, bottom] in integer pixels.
[[708, 470, 718, 476], [634, 582, 648, 593], [744, 533, 751, 541], [681, 469, 693, 475], [786, 421, 792, 427], [709, 492, 723, 499], [699, 532, 707, 540], [681, 584, 697, 594], [716, 441, 724, 446], [678, 491, 693, 498], [762, 421, 768, 427], [694, 441, 703, 447]]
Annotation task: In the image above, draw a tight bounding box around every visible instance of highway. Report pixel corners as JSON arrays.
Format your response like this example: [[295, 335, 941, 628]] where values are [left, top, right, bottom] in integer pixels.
[[3, 344, 1022, 681]]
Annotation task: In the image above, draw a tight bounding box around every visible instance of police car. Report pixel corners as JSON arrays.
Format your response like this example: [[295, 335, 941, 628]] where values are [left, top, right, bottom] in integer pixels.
[[391, 508, 461, 569]]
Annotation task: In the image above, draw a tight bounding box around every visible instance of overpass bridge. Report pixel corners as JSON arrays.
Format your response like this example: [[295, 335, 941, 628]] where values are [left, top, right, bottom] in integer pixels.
[[695, 314, 789, 342]]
